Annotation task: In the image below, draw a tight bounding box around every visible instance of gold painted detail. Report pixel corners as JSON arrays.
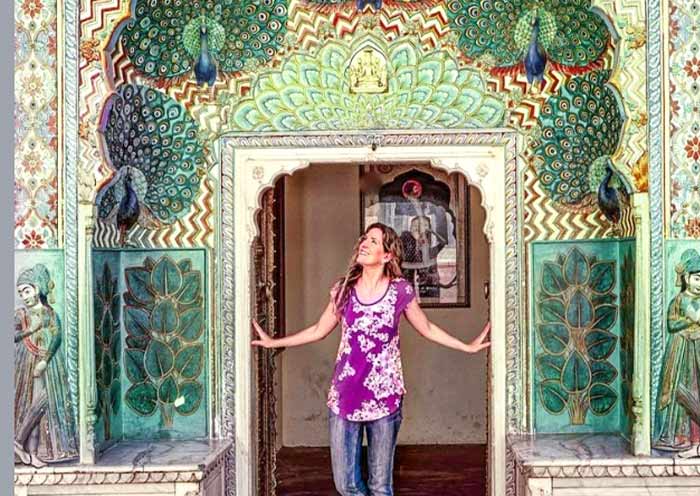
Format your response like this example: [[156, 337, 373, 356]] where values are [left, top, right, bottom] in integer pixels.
[[348, 47, 388, 94]]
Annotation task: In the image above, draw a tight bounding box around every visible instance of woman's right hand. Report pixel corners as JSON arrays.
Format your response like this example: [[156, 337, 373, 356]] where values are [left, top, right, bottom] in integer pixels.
[[251, 320, 275, 348]]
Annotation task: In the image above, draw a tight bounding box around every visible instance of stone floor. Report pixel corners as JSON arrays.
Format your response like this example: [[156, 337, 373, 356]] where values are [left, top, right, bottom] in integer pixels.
[[276, 444, 487, 495]]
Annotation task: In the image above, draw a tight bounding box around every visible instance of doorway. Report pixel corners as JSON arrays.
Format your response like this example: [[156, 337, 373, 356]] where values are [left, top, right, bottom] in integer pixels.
[[219, 131, 520, 496], [255, 163, 491, 495]]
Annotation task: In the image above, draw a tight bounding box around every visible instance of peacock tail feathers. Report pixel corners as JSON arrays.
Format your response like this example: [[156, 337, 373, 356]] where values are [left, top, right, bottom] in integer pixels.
[[446, 0, 610, 73], [97, 84, 206, 225], [227, 38, 506, 131], [121, 0, 288, 81], [535, 70, 625, 205]]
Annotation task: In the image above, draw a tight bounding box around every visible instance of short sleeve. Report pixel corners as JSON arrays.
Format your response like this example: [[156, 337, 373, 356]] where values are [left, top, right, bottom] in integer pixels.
[[395, 279, 416, 314]]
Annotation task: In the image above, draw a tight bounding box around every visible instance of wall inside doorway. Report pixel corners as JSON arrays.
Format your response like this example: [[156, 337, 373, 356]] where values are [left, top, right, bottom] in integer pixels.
[[281, 163, 489, 446]]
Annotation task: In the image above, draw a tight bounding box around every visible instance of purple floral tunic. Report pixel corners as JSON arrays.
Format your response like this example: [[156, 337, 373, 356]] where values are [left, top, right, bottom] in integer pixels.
[[327, 278, 416, 421]]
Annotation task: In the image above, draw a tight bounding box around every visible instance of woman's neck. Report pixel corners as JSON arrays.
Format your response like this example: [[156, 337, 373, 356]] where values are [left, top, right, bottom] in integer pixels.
[[359, 265, 387, 290]]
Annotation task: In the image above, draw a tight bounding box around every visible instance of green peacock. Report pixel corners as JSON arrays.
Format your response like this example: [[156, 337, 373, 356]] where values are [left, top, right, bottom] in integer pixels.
[[535, 69, 628, 217], [96, 84, 206, 245], [446, 0, 611, 85], [120, 0, 287, 86]]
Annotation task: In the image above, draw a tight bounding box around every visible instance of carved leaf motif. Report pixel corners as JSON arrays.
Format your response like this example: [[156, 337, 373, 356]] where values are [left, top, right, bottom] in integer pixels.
[[589, 261, 616, 294], [585, 329, 617, 361], [110, 380, 121, 415], [125, 382, 158, 416], [178, 271, 201, 305], [175, 381, 203, 416], [564, 248, 590, 286], [179, 308, 204, 342], [536, 354, 566, 381], [125, 306, 150, 337], [562, 351, 591, 393], [539, 297, 566, 323], [151, 299, 179, 335], [175, 344, 204, 380], [589, 384, 617, 416], [144, 339, 174, 379], [159, 376, 179, 404], [125, 268, 155, 305], [592, 304, 618, 331], [151, 257, 182, 297], [540, 380, 569, 414], [566, 290, 594, 328], [590, 360, 618, 385], [542, 262, 567, 296], [125, 348, 147, 383], [538, 323, 569, 355]]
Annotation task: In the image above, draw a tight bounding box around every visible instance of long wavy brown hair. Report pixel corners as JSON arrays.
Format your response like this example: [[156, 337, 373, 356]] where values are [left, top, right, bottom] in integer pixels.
[[332, 222, 404, 314]]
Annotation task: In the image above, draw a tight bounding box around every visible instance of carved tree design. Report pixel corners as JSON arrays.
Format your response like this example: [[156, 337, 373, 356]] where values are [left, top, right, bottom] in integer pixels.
[[536, 247, 619, 425], [123, 256, 205, 427], [94, 262, 121, 440]]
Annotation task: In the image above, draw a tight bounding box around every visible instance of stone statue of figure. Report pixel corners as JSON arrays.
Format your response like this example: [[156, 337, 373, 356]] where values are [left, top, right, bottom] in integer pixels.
[[14, 264, 78, 467], [655, 248, 700, 457]]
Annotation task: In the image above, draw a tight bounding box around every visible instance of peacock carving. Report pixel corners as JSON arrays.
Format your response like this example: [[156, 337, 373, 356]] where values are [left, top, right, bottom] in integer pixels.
[[535, 70, 626, 217], [446, 0, 611, 84], [95, 84, 206, 245], [120, 0, 287, 86]]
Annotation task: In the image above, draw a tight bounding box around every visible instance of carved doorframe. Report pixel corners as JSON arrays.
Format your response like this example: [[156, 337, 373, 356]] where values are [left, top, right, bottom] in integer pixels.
[[219, 130, 522, 496]]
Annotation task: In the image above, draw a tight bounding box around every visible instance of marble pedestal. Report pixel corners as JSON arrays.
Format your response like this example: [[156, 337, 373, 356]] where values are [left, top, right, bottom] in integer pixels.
[[14, 439, 231, 496], [511, 434, 700, 496]]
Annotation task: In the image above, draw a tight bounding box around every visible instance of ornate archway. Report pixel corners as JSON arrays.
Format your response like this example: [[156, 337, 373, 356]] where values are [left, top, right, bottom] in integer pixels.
[[219, 130, 522, 496]]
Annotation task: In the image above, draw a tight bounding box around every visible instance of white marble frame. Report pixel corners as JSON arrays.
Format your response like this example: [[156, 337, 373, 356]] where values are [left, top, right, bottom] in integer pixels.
[[219, 130, 521, 496]]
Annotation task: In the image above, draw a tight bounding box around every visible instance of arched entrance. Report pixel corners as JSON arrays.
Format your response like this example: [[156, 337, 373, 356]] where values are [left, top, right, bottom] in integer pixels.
[[219, 131, 522, 496]]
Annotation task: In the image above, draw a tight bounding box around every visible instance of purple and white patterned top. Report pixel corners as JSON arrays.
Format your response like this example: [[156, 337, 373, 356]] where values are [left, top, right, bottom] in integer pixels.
[[327, 278, 416, 421]]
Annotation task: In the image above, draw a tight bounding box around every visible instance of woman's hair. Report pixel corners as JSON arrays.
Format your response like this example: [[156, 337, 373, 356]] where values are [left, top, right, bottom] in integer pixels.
[[332, 222, 404, 314]]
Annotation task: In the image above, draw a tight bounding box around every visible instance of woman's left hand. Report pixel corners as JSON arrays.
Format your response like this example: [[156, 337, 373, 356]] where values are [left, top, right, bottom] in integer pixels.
[[465, 322, 490, 353]]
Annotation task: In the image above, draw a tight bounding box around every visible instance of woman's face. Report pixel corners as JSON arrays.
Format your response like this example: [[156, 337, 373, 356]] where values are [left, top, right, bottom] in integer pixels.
[[17, 284, 39, 307], [688, 273, 700, 296], [356, 227, 389, 267]]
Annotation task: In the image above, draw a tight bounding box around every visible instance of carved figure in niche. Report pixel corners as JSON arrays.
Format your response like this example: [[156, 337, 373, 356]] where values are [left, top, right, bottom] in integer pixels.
[[655, 249, 700, 457], [14, 264, 78, 466], [348, 47, 387, 94]]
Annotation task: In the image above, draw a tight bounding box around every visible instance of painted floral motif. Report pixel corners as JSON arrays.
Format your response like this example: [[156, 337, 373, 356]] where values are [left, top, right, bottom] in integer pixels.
[[338, 361, 356, 382], [685, 218, 700, 238], [363, 335, 406, 400], [14, 0, 58, 248], [685, 136, 700, 160], [670, 0, 700, 238], [348, 399, 391, 422], [683, 56, 700, 80]]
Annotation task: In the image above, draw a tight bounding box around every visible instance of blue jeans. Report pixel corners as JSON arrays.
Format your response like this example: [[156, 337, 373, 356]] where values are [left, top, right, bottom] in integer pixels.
[[328, 406, 402, 496]]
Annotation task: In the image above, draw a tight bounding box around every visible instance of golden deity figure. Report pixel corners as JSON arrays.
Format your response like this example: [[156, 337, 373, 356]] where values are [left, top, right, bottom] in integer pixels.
[[348, 47, 388, 94]]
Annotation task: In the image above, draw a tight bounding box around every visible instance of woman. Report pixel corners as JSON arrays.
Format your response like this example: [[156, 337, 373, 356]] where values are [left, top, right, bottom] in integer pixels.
[[252, 223, 490, 495], [655, 248, 700, 457], [15, 264, 78, 467]]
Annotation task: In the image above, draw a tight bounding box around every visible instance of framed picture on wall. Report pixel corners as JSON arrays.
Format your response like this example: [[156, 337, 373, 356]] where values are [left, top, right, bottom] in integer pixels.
[[360, 164, 471, 308]]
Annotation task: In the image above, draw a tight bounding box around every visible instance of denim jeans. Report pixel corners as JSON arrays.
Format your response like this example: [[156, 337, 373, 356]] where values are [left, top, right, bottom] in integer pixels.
[[328, 406, 402, 496]]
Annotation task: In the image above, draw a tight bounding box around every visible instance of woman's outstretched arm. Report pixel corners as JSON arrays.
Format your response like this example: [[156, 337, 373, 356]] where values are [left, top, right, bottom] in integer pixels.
[[404, 299, 490, 353], [252, 299, 339, 349]]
